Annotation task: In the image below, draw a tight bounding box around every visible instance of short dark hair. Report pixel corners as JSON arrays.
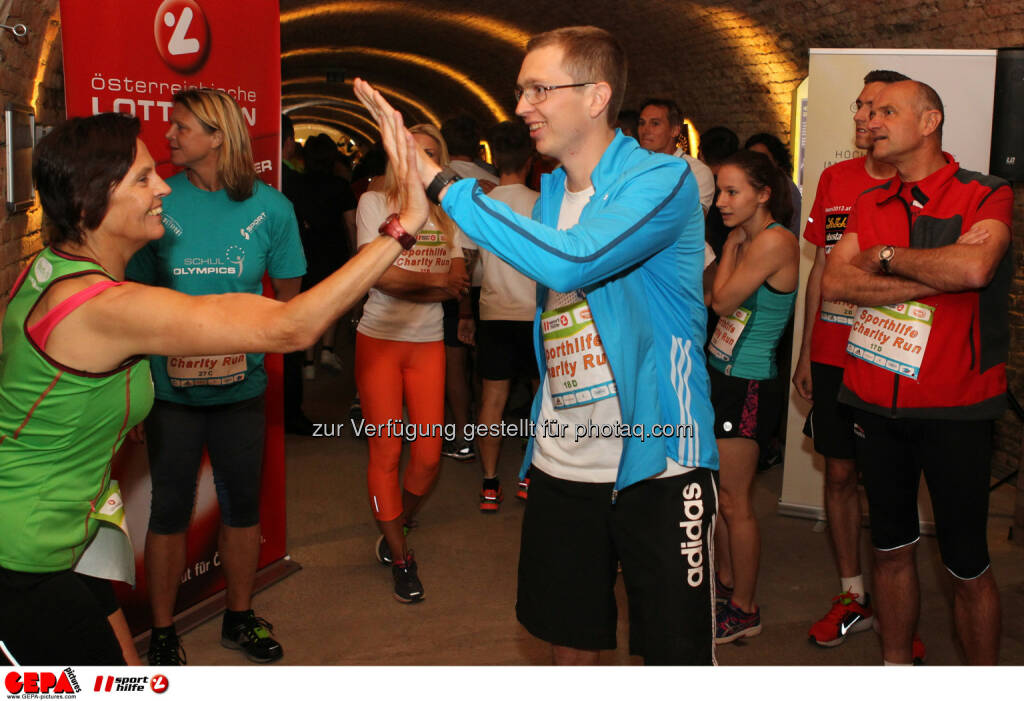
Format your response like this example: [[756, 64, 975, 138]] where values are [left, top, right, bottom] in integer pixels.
[[639, 98, 683, 127], [33, 113, 141, 246], [744, 132, 792, 174], [912, 80, 945, 140], [486, 120, 533, 175], [616, 109, 639, 137], [720, 149, 794, 227], [281, 113, 295, 144], [700, 126, 739, 166], [441, 115, 481, 159], [303, 133, 339, 176], [863, 69, 911, 85], [527, 26, 627, 127]]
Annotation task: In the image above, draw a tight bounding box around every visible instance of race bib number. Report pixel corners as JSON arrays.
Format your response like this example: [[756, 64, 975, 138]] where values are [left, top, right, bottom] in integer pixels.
[[541, 299, 617, 409], [846, 301, 934, 379], [820, 300, 856, 326], [168, 354, 247, 387], [708, 306, 752, 365]]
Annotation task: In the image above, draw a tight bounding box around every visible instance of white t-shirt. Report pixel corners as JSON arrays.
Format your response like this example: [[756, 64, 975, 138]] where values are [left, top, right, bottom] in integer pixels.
[[674, 148, 716, 214], [355, 190, 466, 343], [479, 184, 539, 321], [449, 160, 499, 287]]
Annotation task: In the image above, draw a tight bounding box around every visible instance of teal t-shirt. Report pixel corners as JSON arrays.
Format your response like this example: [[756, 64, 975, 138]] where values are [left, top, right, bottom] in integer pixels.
[[127, 173, 306, 405]]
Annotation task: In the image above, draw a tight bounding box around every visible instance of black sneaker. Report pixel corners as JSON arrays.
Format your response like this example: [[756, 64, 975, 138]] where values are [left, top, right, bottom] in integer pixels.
[[392, 554, 425, 604], [147, 630, 186, 665], [221, 611, 283, 663], [441, 440, 475, 461]]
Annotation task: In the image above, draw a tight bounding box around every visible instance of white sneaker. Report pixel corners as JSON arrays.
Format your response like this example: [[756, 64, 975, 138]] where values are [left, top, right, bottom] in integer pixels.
[[302, 363, 315, 380], [319, 349, 343, 372]]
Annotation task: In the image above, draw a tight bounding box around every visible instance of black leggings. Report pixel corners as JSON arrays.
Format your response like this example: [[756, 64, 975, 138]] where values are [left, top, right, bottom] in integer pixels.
[[0, 568, 125, 666]]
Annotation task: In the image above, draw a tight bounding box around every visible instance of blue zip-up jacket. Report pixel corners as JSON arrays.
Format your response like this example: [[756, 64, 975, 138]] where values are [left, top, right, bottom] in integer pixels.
[[442, 131, 719, 492]]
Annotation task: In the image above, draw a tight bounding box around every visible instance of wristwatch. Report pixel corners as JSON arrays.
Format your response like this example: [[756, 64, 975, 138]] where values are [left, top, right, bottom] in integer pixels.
[[426, 167, 462, 205], [378, 213, 417, 250], [878, 245, 895, 274]]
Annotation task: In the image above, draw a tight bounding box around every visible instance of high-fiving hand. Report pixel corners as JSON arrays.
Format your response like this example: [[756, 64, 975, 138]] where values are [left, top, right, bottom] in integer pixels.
[[353, 78, 435, 236]]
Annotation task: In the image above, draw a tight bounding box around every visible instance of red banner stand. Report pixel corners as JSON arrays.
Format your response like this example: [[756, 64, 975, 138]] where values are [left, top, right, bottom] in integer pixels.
[[60, 0, 297, 637]]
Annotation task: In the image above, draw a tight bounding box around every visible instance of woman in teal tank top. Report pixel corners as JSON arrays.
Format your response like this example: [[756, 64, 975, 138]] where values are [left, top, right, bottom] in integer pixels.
[[706, 150, 799, 644], [0, 112, 427, 665]]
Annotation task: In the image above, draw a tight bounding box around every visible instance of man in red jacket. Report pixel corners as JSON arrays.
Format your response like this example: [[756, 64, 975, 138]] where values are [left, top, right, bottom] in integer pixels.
[[823, 80, 1013, 665]]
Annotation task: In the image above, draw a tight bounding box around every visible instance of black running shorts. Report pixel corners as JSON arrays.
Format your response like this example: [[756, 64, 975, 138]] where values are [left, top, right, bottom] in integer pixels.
[[802, 362, 855, 459], [516, 466, 717, 664], [476, 320, 538, 381], [709, 367, 784, 441], [851, 409, 993, 579]]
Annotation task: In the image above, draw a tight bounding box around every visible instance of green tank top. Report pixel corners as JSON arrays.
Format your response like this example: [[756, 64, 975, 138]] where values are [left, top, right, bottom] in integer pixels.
[[708, 225, 797, 380], [0, 248, 153, 572]]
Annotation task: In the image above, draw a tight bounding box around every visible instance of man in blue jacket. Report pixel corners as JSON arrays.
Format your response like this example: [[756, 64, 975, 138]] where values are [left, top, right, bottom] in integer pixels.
[[356, 25, 718, 665]]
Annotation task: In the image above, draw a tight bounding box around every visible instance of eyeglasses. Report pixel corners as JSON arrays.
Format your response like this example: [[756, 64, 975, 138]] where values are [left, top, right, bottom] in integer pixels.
[[514, 83, 596, 104]]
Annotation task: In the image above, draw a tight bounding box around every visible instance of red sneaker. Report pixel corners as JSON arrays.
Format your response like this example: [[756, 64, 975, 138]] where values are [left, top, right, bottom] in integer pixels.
[[515, 477, 530, 501], [480, 485, 503, 513], [912, 633, 926, 664], [808, 591, 874, 647]]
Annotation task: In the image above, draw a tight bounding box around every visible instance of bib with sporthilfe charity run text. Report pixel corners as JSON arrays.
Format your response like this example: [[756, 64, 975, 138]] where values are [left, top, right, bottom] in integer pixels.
[[542, 298, 616, 409], [846, 301, 934, 380]]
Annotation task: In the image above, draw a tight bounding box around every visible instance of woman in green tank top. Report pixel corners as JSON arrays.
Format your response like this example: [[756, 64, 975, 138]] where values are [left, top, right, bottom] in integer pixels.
[[0, 112, 428, 665], [706, 150, 799, 644]]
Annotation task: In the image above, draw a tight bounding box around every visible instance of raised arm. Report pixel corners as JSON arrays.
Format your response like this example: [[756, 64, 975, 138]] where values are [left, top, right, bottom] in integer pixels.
[[711, 226, 797, 317]]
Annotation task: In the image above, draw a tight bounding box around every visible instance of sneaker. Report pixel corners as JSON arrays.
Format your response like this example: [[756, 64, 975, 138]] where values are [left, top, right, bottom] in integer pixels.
[[913, 633, 927, 665], [392, 554, 425, 603], [147, 630, 186, 665], [375, 523, 414, 566], [348, 394, 362, 423], [715, 601, 762, 644], [220, 610, 283, 663], [441, 439, 474, 460], [808, 591, 874, 647], [870, 617, 927, 664], [302, 362, 315, 380], [516, 477, 530, 501], [319, 349, 343, 372], [714, 576, 735, 610], [480, 484, 503, 513]]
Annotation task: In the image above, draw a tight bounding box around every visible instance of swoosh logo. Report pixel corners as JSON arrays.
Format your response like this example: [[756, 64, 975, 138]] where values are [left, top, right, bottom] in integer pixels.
[[840, 614, 862, 636]]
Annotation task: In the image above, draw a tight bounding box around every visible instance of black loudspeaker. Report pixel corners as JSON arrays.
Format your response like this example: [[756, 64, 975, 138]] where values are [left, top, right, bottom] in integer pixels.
[[990, 47, 1024, 182]]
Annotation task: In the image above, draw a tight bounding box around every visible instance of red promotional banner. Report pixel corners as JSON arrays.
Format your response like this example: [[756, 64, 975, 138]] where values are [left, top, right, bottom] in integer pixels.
[[60, 0, 289, 634]]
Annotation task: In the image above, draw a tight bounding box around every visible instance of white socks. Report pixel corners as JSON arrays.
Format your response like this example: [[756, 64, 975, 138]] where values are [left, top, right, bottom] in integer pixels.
[[841, 575, 866, 599]]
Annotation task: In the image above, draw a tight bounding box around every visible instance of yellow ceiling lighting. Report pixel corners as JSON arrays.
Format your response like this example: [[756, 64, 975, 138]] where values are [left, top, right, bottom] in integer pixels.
[[282, 77, 441, 126], [282, 47, 509, 122], [290, 115, 375, 144], [282, 97, 382, 133], [280, 2, 529, 50]]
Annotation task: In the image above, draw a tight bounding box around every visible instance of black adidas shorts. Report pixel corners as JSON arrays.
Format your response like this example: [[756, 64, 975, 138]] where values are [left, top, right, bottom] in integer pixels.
[[516, 466, 717, 664]]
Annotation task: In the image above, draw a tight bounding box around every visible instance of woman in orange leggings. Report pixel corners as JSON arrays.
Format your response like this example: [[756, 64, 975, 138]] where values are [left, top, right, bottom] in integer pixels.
[[353, 124, 469, 603]]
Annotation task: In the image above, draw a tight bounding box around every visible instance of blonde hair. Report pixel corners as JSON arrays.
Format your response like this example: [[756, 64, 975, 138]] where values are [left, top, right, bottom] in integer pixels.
[[384, 123, 455, 245], [173, 88, 257, 201]]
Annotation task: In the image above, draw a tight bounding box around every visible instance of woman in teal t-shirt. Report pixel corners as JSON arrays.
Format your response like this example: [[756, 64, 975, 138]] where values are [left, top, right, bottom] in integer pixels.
[[707, 150, 798, 645]]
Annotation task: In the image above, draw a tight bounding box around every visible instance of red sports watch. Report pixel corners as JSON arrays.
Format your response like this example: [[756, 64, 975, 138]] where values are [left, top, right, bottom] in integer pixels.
[[378, 213, 417, 250]]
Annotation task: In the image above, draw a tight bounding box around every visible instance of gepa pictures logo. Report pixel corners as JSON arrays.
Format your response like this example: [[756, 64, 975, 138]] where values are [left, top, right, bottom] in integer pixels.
[[5, 668, 81, 697], [154, 0, 210, 73]]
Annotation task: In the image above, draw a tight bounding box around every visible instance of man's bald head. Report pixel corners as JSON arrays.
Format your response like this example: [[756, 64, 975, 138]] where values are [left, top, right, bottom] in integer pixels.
[[908, 80, 944, 141]]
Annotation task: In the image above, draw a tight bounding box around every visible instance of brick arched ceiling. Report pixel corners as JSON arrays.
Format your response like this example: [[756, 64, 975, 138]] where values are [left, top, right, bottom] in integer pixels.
[[276, 0, 1023, 148], [279, 0, 805, 147]]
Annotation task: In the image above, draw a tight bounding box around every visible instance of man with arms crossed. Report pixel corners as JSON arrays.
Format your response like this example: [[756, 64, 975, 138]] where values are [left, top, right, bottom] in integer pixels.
[[357, 25, 719, 665], [793, 69, 907, 648], [822, 80, 1012, 665]]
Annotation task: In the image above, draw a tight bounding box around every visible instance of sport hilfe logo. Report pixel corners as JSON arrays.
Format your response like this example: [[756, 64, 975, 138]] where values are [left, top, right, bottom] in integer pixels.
[[5, 669, 81, 696], [154, 0, 210, 73]]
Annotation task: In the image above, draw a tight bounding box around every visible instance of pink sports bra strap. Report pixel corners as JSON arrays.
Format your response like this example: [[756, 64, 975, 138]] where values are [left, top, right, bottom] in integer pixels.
[[28, 280, 121, 350]]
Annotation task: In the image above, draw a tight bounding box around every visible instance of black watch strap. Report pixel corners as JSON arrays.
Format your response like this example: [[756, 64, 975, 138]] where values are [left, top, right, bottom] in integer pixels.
[[426, 167, 462, 205]]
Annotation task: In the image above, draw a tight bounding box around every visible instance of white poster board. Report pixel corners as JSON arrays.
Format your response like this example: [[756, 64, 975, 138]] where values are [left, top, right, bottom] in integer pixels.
[[780, 48, 998, 521]]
